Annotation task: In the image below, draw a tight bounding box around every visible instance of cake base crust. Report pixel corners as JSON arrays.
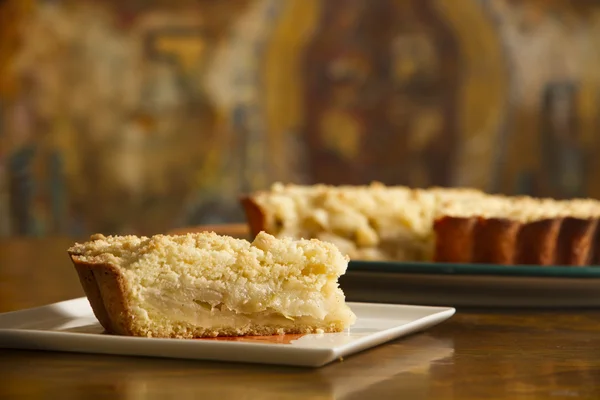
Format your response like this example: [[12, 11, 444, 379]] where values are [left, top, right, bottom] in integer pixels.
[[433, 216, 599, 266]]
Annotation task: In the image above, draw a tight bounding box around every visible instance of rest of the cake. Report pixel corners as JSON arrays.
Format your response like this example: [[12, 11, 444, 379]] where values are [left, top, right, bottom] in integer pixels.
[[242, 182, 489, 261], [67, 231, 357, 338], [242, 183, 600, 266]]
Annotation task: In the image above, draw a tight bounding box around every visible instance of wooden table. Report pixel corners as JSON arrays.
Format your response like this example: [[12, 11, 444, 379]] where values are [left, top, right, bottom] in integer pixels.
[[1, 237, 600, 399]]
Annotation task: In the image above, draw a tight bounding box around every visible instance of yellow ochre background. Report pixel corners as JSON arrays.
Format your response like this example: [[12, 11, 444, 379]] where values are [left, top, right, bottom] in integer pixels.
[[1, 0, 600, 237]]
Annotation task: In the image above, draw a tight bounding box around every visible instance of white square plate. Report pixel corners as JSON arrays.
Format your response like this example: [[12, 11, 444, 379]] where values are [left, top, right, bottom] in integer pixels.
[[0, 298, 454, 367]]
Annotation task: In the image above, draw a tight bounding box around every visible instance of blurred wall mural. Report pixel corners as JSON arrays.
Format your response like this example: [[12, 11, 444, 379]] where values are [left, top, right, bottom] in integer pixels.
[[1, 0, 600, 237]]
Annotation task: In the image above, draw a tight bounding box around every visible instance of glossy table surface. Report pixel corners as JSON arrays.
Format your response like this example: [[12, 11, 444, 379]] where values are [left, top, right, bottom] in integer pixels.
[[1, 235, 600, 400]]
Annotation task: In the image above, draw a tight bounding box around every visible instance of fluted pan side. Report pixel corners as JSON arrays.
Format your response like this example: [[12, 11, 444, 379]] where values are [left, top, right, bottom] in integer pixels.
[[433, 216, 600, 266]]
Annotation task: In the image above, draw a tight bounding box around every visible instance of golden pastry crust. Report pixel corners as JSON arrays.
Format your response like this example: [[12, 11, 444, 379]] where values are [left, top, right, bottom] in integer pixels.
[[71, 256, 135, 336], [240, 196, 266, 239], [434, 216, 599, 266]]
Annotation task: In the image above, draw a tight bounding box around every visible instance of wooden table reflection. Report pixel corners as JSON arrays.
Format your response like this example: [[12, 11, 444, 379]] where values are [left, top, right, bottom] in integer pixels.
[[1, 236, 599, 399]]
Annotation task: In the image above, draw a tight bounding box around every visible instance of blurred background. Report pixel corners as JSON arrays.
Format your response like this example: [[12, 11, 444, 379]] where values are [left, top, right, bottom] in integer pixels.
[[1, 0, 600, 238]]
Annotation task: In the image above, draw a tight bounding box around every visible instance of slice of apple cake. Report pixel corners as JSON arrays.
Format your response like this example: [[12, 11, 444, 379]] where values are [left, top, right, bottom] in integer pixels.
[[68, 231, 356, 338]]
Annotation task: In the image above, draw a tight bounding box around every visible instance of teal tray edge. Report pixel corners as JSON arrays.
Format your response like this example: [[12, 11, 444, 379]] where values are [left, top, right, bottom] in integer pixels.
[[348, 260, 600, 279]]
